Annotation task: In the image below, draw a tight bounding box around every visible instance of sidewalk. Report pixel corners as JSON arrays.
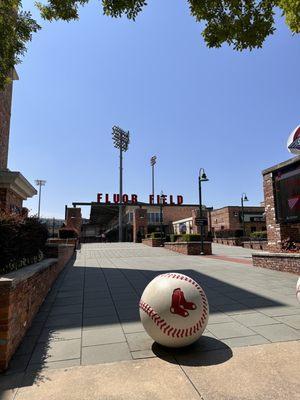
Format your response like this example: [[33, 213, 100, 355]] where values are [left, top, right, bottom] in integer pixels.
[[1, 341, 299, 400]]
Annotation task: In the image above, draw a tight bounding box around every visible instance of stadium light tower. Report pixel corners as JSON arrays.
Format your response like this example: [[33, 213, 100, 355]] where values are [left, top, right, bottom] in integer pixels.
[[112, 126, 130, 242], [35, 179, 46, 219], [150, 156, 157, 197]]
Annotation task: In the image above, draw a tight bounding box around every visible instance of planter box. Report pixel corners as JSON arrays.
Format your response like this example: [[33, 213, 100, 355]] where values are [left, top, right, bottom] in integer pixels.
[[252, 252, 300, 274], [244, 241, 268, 251], [165, 241, 212, 255], [0, 244, 74, 371], [142, 238, 162, 247]]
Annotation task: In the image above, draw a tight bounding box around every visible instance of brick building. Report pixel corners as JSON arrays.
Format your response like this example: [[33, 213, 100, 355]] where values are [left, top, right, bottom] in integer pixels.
[[263, 156, 300, 251], [0, 70, 36, 213], [79, 202, 211, 242], [208, 206, 266, 236]]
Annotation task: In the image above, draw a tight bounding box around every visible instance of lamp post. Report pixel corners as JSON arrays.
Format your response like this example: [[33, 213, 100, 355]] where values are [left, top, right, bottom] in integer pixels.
[[150, 155, 157, 197], [112, 126, 130, 242], [159, 190, 164, 245], [241, 193, 249, 237], [198, 169, 209, 255], [35, 180, 46, 219]]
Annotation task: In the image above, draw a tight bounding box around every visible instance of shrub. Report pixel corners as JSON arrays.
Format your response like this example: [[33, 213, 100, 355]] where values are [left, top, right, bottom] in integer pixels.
[[250, 231, 267, 240], [0, 213, 48, 275], [181, 234, 201, 242]]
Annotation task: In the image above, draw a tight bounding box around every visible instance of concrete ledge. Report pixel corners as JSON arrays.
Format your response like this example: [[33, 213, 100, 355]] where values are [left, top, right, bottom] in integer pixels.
[[0, 244, 75, 372], [252, 252, 300, 274], [165, 241, 212, 255], [244, 241, 268, 251]]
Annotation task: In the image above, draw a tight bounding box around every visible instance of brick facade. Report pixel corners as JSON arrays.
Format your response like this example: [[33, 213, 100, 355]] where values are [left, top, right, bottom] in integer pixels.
[[209, 206, 266, 235], [0, 187, 23, 213], [0, 244, 74, 371], [263, 157, 300, 251]]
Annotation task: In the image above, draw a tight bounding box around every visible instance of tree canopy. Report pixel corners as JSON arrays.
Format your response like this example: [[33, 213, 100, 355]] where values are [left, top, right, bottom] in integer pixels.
[[0, 0, 299, 89]]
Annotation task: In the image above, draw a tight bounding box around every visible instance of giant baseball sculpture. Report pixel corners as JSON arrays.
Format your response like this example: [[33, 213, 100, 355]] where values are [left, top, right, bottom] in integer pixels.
[[139, 273, 209, 347]]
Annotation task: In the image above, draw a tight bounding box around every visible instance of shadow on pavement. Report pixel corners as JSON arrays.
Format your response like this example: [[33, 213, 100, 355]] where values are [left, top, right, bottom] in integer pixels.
[[0, 255, 286, 396], [152, 337, 233, 367]]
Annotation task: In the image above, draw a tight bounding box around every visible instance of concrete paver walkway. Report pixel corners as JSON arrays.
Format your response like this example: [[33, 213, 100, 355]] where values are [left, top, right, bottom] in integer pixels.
[[1, 243, 299, 399]]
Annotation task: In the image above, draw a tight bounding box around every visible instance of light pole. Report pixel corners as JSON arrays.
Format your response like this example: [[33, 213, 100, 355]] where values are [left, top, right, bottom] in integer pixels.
[[241, 193, 249, 237], [198, 169, 209, 255], [112, 126, 130, 242], [159, 190, 164, 245], [150, 156, 157, 197], [35, 180, 46, 219]]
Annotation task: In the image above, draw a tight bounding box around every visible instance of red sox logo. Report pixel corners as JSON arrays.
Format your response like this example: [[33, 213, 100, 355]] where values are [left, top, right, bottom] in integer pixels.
[[170, 288, 197, 317]]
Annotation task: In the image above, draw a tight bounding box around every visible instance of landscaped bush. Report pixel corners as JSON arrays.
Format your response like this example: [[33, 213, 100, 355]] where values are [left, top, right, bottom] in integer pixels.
[[0, 213, 48, 275], [170, 234, 182, 242], [181, 234, 201, 242], [250, 231, 267, 240]]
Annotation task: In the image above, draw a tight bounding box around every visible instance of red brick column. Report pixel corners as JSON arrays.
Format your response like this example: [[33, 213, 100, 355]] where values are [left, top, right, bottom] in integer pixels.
[[66, 207, 82, 235], [0, 79, 13, 170], [133, 208, 148, 242]]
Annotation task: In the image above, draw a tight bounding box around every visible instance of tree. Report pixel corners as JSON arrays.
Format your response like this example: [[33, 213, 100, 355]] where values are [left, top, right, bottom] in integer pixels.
[[0, 0, 299, 89]]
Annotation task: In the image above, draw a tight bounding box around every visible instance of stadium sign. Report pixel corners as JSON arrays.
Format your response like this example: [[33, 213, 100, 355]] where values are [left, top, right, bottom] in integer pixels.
[[97, 193, 184, 205], [287, 125, 300, 155]]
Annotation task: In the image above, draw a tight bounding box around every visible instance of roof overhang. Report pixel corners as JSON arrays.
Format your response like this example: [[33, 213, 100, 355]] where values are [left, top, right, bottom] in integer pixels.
[[0, 170, 37, 200]]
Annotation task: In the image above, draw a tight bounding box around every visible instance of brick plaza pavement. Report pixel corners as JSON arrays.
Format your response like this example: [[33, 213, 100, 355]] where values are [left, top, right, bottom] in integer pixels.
[[1, 243, 299, 399]]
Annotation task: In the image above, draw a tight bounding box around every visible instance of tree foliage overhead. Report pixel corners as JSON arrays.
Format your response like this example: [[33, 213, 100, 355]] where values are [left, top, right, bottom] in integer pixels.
[[0, 0, 299, 89]]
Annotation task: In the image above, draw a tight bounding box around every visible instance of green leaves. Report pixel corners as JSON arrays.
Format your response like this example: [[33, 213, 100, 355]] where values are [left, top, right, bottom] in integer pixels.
[[188, 0, 276, 50], [0, 1, 40, 88], [0, 0, 299, 90]]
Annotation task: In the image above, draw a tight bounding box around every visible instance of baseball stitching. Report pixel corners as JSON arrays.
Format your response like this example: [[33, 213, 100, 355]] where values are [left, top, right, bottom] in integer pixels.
[[139, 273, 208, 338]]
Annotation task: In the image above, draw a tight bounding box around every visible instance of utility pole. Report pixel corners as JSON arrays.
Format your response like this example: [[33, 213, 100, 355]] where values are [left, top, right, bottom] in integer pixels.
[[112, 126, 130, 242], [35, 180, 46, 219], [150, 156, 157, 197]]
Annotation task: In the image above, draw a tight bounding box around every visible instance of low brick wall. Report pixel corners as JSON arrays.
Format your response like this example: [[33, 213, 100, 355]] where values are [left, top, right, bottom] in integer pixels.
[[142, 238, 162, 247], [252, 252, 300, 274], [213, 238, 242, 246], [244, 241, 268, 251], [165, 241, 212, 255], [0, 244, 74, 371]]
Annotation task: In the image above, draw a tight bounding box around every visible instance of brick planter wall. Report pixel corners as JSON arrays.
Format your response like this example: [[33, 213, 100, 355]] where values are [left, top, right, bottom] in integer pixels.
[[213, 238, 242, 246], [0, 244, 74, 371], [142, 238, 162, 247], [243, 241, 268, 251], [165, 241, 212, 255], [252, 252, 300, 274]]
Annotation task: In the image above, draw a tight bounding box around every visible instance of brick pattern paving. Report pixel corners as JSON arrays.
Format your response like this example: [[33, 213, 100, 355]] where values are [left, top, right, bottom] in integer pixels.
[[3, 243, 299, 374]]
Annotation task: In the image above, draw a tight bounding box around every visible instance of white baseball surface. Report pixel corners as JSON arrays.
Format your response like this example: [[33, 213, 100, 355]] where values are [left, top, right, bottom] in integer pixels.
[[297, 277, 300, 303], [139, 272, 209, 347]]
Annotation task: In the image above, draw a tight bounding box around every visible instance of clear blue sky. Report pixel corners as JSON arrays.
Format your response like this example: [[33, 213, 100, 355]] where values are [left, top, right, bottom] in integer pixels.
[[9, 1, 300, 218]]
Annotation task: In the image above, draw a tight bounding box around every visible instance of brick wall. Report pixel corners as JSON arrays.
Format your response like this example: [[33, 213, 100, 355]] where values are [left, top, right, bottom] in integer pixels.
[[0, 244, 74, 371], [252, 253, 300, 274], [163, 206, 197, 224], [0, 78, 13, 170], [133, 208, 148, 242], [165, 241, 212, 255]]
